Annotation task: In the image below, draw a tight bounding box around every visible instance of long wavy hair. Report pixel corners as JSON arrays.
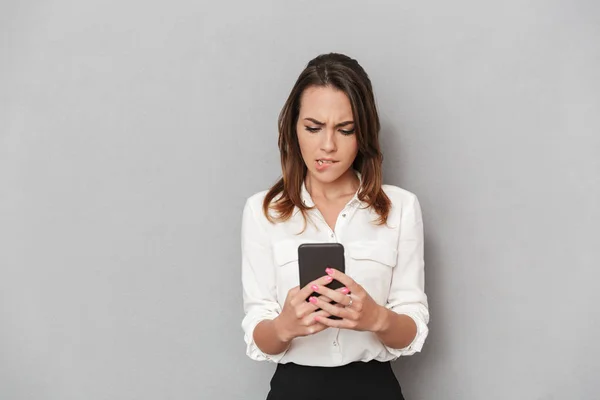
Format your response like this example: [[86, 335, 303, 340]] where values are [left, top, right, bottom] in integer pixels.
[[262, 53, 391, 225]]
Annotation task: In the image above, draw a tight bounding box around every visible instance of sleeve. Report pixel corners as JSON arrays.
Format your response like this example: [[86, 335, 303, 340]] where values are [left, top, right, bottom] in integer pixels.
[[384, 193, 430, 357], [240, 198, 288, 362]]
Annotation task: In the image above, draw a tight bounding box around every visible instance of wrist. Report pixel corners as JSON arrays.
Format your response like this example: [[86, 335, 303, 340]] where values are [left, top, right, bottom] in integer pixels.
[[373, 305, 391, 334], [272, 316, 292, 344]]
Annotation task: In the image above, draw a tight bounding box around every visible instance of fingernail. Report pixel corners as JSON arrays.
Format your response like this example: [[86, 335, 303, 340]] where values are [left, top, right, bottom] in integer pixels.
[[325, 276, 333, 282], [325, 268, 333, 275], [309, 296, 317, 304], [341, 287, 350, 294], [314, 316, 320, 322], [311, 285, 319, 291]]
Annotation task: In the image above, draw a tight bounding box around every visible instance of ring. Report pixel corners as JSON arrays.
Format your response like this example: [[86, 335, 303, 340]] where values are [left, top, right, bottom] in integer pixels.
[[346, 295, 353, 308]]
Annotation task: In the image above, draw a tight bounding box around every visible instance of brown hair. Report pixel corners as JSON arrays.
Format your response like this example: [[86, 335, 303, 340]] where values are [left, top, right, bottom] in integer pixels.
[[262, 53, 391, 225]]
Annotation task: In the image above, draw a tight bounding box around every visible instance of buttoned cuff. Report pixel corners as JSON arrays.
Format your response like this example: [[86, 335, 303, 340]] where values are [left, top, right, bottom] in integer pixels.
[[384, 304, 429, 358], [243, 316, 289, 363]]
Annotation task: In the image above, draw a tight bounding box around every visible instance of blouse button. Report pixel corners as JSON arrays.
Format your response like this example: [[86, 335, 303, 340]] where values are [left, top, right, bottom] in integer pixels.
[[342, 213, 346, 218]]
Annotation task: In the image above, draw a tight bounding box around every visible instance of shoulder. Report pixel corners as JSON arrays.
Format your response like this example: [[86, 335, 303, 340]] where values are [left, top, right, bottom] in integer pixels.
[[245, 190, 269, 209], [243, 188, 285, 218], [241, 191, 272, 235], [381, 184, 419, 206], [381, 184, 423, 223], [242, 190, 271, 218]]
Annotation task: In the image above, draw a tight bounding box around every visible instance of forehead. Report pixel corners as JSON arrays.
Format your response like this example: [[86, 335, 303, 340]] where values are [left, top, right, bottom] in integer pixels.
[[298, 86, 353, 120]]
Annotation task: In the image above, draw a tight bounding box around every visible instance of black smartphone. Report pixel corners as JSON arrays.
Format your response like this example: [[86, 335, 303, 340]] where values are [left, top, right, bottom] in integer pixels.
[[298, 243, 345, 319]]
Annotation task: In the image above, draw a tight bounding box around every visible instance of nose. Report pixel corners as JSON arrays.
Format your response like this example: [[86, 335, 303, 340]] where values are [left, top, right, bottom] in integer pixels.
[[320, 130, 337, 153]]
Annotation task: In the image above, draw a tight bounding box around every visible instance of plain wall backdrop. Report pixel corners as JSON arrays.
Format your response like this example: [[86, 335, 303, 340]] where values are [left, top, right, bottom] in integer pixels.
[[1, 1, 599, 399]]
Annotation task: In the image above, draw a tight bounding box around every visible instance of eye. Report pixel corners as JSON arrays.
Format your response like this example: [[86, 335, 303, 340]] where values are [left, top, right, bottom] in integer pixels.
[[340, 128, 355, 135], [305, 126, 321, 133]]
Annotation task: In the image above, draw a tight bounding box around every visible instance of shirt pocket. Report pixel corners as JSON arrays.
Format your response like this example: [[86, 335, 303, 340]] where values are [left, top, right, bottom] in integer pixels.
[[272, 239, 302, 303], [346, 242, 398, 305]]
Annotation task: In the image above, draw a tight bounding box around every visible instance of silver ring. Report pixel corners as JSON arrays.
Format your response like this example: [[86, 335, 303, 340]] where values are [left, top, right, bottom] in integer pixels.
[[346, 295, 353, 308]]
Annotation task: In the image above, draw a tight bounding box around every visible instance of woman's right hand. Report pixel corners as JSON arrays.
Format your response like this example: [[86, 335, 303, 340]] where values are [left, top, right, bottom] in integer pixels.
[[273, 275, 339, 343]]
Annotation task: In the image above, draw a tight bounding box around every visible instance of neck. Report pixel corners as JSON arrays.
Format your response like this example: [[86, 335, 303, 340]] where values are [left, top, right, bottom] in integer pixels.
[[305, 169, 360, 201]]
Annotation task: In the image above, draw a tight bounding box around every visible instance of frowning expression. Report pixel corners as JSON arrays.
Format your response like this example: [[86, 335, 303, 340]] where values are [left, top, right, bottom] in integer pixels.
[[296, 85, 359, 183]]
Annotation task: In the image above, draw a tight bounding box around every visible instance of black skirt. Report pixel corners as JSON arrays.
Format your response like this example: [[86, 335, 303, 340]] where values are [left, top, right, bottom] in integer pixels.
[[266, 360, 405, 400]]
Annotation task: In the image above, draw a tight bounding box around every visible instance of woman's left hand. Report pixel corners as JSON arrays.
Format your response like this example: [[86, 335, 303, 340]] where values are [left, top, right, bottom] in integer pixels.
[[310, 267, 387, 332]]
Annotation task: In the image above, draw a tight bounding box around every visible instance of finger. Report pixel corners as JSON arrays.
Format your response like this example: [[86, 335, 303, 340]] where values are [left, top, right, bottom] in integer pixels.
[[309, 296, 355, 319], [294, 275, 335, 304], [303, 309, 331, 326], [325, 268, 362, 294], [310, 284, 351, 306], [295, 293, 335, 317], [298, 287, 352, 316], [303, 322, 329, 336], [314, 315, 354, 329], [317, 294, 334, 303], [286, 286, 300, 302], [302, 311, 331, 335]]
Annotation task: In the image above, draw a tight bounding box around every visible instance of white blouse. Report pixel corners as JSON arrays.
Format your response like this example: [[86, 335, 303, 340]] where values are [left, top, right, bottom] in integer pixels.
[[241, 177, 429, 367]]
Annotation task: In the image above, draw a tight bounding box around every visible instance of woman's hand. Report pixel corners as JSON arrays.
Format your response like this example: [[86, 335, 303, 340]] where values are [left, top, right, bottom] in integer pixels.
[[273, 275, 341, 343], [310, 268, 388, 332]]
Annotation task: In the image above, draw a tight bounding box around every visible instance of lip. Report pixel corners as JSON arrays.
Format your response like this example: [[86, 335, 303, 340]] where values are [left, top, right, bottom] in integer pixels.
[[315, 159, 338, 172], [317, 158, 337, 162]]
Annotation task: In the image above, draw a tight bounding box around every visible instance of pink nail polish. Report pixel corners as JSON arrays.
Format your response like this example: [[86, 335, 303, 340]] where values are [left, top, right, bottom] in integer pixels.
[[325, 276, 333, 282], [341, 287, 350, 294], [309, 296, 317, 304], [311, 285, 319, 291], [325, 268, 333, 275]]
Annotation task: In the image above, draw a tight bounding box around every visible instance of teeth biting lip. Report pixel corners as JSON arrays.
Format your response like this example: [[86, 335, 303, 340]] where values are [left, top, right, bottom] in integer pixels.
[[317, 159, 337, 165]]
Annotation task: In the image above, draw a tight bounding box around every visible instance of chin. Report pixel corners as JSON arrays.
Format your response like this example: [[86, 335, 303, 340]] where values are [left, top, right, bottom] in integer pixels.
[[307, 166, 351, 184]]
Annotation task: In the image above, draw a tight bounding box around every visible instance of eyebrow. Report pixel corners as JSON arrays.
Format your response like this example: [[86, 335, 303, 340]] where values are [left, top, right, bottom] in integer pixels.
[[303, 118, 355, 128]]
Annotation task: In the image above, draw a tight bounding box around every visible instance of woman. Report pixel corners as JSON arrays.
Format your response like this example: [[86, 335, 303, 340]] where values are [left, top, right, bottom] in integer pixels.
[[241, 53, 429, 399]]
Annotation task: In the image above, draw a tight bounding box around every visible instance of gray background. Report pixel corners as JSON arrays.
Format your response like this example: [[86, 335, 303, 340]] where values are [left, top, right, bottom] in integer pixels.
[[1, 1, 599, 399]]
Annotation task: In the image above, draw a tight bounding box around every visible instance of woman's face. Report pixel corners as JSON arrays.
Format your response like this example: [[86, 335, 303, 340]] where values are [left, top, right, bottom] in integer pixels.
[[296, 85, 359, 184]]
